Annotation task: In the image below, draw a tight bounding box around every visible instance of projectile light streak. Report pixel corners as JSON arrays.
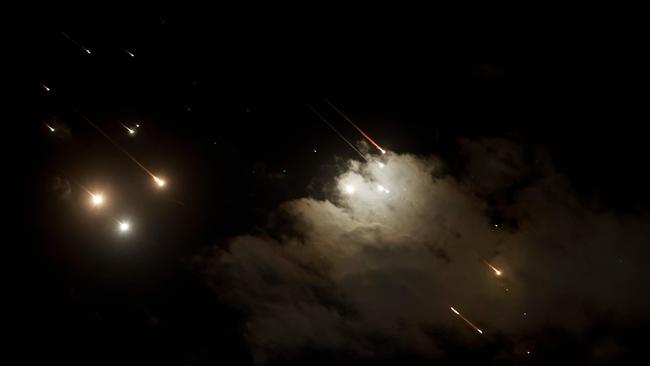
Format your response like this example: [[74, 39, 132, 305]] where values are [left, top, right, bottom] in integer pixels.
[[41, 83, 50, 92], [42, 121, 55, 132], [61, 32, 91, 54], [119, 122, 136, 135], [324, 99, 386, 154], [118, 220, 130, 232], [90, 193, 105, 206], [483, 260, 503, 276], [72, 107, 163, 185], [450, 306, 483, 334], [309, 106, 368, 162]]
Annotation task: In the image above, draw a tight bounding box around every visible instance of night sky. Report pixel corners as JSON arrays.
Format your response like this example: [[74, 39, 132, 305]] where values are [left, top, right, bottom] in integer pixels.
[[15, 8, 650, 366]]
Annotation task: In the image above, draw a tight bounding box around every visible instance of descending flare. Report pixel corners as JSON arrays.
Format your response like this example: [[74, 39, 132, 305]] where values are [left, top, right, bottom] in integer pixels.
[[309, 106, 368, 162], [62, 32, 91, 55], [483, 260, 503, 276], [41, 83, 50, 92], [153, 176, 166, 187], [73, 107, 164, 186], [324, 99, 386, 155], [117, 220, 130, 233], [42, 121, 55, 132], [450, 306, 483, 334], [90, 193, 104, 207], [119, 122, 135, 135]]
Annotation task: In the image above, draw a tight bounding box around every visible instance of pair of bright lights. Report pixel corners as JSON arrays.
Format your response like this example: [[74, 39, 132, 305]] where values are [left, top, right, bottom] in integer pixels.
[[89, 194, 130, 233], [343, 184, 390, 195]]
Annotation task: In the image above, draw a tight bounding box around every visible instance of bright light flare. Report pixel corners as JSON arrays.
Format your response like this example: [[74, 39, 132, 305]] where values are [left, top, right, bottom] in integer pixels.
[[376, 184, 390, 194], [324, 99, 386, 155], [483, 260, 503, 276], [84, 48, 92, 54], [119, 122, 136, 135], [125, 49, 135, 57], [42, 121, 55, 132], [41, 83, 50, 92], [344, 184, 355, 195], [153, 176, 166, 188], [118, 220, 130, 232], [90, 193, 104, 207], [450, 306, 483, 335]]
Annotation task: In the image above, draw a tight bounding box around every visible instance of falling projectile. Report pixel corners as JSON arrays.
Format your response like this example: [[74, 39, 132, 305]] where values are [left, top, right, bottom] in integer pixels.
[[41, 83, 51, 92], [116, 219, 131, 233], [450, 306, 483, 334], [124, 49, 135, 57], [119, 122, 136, 135], [73, 107, 166, 187], [324, 99, 386, 154], [42, 121, 55, 132], [483, 260, 503, 276], [90, 193, 105, 207], [62, 32, 91, 55], [153, 176, 166, 188], [309, 106, 368, 161]]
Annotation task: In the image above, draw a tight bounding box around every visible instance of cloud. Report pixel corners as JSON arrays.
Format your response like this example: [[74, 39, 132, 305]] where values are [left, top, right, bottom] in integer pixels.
[[200, 139, 650, 364]]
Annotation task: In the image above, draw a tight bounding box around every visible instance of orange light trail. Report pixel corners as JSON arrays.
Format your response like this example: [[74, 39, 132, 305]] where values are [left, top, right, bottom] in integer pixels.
[[75, 182, 104, 207], [42, 121, 55, 132], [119, 122, 135, 135], [483, 260, 503, 276], [324, 99, 386, 154], [309, 106, 368, 162], [72, 107, 160, 183], [450, 306, 483, 334]]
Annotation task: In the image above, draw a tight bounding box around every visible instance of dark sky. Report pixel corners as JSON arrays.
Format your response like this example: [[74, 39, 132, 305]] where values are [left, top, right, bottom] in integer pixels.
[[14, 8, 650, 366]]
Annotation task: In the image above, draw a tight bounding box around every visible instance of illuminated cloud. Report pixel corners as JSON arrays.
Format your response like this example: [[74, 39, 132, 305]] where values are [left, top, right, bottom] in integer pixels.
[[202, 139, 650, 363]]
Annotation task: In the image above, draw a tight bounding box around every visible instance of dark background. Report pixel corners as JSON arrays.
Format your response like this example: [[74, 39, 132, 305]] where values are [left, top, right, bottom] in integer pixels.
[[13, 7, 649, 365]]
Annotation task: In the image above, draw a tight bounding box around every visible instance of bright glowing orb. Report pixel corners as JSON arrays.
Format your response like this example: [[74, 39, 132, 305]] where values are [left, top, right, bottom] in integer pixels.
[[153, 176, 166, 187], [118, 221, 130, 232], [344, 185, 355, 195], [90, 193, 104, 206]]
